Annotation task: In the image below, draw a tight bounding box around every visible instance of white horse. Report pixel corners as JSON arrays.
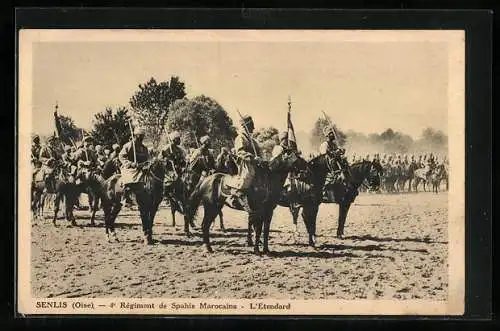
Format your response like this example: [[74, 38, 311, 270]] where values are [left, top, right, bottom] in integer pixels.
[[413, 166, 431, 192]]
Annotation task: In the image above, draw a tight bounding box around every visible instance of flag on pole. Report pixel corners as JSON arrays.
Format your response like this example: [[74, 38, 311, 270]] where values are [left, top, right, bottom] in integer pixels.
[[53, 103, 72, 146], [287, 96, 298, 151]]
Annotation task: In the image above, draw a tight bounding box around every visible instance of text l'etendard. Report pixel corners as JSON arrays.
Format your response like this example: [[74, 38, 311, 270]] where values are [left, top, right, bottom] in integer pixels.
[[35, 300, 292, 312]]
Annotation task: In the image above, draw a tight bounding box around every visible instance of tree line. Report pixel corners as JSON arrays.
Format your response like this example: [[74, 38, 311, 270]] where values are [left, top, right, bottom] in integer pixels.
[[42, 75, 448, 159]]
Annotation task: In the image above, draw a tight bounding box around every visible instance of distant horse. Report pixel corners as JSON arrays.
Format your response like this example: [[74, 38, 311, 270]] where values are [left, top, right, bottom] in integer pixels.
[[184, 151, 299, 254], [279, 157, 383, 246], [382, 164, 398, 193], [413, 167, 431, 192], [81, 158, 166, 244], [400, 162, 420, 192], [430, 164, 447, 194]]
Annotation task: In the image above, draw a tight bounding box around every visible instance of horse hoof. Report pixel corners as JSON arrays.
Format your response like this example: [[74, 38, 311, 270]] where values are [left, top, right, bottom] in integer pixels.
[[253, 248, 262, 255], [336, 234, 344, 239], [263, 248, 271, 255], [221, 228, 226, 233], [206, 246, 214, 253]]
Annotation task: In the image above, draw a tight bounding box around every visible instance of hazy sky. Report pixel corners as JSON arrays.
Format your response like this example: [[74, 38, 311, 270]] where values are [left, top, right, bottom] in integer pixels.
[[32, 39, 448, 139]]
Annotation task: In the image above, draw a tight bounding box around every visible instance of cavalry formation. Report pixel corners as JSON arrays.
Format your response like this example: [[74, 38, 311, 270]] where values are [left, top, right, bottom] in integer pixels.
[[30, 110, 446, 255], [345, 153, 449, 194]]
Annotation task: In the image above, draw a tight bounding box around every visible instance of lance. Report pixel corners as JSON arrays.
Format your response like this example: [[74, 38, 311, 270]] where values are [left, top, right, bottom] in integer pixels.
[[236, 109, 258, 157], [80, 128, 90, 162], [128, 120, 137, 164]]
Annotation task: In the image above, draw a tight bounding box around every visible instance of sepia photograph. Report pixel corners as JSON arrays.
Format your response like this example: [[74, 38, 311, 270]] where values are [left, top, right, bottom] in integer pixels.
[[17, 29, 465, 315]]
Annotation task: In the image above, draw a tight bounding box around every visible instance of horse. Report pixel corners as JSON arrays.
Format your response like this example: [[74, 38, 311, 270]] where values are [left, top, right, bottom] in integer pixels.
[[183, 150, 299, 254], [430, 164, 447, 194], [31, 162, 86, 227], [413, 166, 431, 192], [381, 163, 397, 193], [280, 157, 383, 246], [87, 158, 121, 226], [401, 162, 420, 192], [80, 157, 166, 244]]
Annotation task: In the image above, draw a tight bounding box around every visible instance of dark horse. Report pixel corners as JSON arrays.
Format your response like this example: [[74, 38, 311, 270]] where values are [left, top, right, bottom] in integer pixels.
[[86, 158, 121, 226], [183, 151, 299, 254], [280, 157, 383, 246], [163, 154, 238, 232], [31, 162, 86, 226], [81, 158, 166, 244]]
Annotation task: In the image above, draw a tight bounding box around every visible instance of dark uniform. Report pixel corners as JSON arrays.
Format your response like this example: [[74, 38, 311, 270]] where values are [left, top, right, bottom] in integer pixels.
[[320, 126, 351, 201], [160, 131, 187, 186]]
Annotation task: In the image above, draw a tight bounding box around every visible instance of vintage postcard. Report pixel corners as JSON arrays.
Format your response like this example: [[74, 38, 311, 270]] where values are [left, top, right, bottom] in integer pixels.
[[17, 29, 464, 315]]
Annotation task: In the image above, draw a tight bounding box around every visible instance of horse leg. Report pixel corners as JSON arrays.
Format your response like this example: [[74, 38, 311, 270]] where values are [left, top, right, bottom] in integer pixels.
[[250, 212, 263, 255], [201, 203, 219, 253], [65, 191, 78, 227], [337, 202, 351, 238], [171, 202, 176, 227], [90, 196, 99, 226], [136, 191, 153, 245], [52, 192, 62, 226], [302, 203, 319, 247], [262, 209, 273, 255], [31, 189, 41, 220], [218, 210, 225, 232], [247, 217, 254, 247]]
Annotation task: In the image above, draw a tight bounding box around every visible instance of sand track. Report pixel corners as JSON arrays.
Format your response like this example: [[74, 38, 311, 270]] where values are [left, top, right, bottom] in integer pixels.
[[31, 192, 448, 300]]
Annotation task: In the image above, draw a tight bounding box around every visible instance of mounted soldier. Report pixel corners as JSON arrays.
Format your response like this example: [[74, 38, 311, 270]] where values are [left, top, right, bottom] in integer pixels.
[[319, 125, 351, 201], [272, 131, 301, 199], [160, 131, 187, 187], [188, 135, 216, 190], [73, 136, 98, 171], [34, 136, 60, 186], [31, 135, 42, 168], [224, 114, 263, 211], [61, 145, 78, 183], [118, 127, 150, 208], [95, 144, 107, 171]]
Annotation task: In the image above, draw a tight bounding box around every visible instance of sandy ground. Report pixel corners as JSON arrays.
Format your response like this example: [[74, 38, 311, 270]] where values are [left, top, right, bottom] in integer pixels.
[[31, 191, 448, 300]]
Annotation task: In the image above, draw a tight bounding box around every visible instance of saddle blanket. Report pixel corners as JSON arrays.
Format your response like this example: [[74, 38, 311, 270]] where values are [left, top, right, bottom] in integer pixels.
[[120, 167, 144, 185], [223, 160, 255, 191]]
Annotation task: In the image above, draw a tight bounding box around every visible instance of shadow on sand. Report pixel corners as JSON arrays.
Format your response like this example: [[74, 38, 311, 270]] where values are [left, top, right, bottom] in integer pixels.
[[346, 234, 447, 245], [320, 243, 428, 254]]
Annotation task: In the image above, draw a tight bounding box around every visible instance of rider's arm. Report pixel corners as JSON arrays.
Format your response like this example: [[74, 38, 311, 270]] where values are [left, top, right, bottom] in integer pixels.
[[118, 144, 132, 168]]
